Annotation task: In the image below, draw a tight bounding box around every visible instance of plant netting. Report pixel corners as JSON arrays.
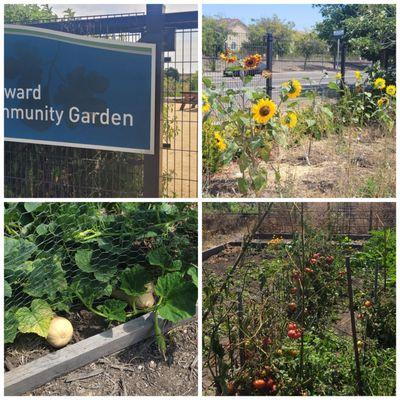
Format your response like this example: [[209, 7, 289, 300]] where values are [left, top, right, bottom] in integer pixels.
[[5, 202, 198, 349]]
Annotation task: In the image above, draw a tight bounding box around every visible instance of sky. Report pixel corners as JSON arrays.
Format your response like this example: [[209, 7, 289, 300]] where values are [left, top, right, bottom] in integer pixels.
[[202, 4, 323, 31], [51, 4, 197, 17]]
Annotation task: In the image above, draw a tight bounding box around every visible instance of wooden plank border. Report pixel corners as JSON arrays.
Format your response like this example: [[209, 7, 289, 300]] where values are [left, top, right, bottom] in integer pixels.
[[5, 312, 172, 396]]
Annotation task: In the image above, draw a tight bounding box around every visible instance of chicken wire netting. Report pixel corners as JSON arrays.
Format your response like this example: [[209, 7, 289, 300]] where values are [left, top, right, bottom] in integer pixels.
[[5, 202, 198, 345]]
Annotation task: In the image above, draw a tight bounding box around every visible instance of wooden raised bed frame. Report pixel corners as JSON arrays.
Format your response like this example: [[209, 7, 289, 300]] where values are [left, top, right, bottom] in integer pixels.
[[5, 312, 173, 396]]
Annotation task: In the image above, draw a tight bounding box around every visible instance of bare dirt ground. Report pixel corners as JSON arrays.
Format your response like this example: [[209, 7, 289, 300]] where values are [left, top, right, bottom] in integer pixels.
[[205, 127, 395, 198], [163, 104, 198, 198], [5, 312, 197, 396]]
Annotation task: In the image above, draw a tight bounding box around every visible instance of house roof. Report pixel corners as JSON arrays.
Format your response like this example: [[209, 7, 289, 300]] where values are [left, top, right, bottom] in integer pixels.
[[219, 18, 248, 31]]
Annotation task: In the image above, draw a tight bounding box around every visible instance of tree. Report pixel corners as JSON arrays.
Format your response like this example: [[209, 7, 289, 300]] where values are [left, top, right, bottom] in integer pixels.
[[165, 67, 180, 81], [294, 32, 327, 70], [63, 8, 76, 19], [202, 16, 230, 57], [5, 4, 57, 23], [242, 15, 296, 57], [315, 4, 396, 63]]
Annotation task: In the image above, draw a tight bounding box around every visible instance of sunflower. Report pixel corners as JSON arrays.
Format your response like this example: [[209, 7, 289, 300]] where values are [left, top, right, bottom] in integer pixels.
[[202, 94, 211, 113], [373, 77, 386, 90], [214, 132, 227, 151], [335, 72, 342, 80], [243, 54, 261, 70], [252, 98, 277, 124], [355, 71, 361, 80], [220, 49, 237, 64], [386, 85, 396, 97], [282, 79, 302, 99], [281, 112, 298, 129], [262, 69, 272, 79], [377, 97, 389, 107]]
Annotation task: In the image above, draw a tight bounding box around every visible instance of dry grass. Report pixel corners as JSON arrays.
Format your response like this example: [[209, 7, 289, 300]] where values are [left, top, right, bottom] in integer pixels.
[[206, 125, 395, 198]]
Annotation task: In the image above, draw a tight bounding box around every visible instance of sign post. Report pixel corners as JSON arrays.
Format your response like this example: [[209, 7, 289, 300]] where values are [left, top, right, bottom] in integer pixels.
[[333, 29, 345, 70]]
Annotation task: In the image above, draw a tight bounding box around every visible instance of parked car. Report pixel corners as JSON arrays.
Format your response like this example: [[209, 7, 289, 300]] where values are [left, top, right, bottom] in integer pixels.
[[223, 61, 266, 77]]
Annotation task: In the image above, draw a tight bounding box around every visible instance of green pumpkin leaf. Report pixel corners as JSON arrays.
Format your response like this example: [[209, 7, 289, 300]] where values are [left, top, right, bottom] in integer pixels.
[[24, 257, 67, 301], [4, 281, 12, 298], [5, 309, 19, 343], [97, 299, 127, 322], [148, 247, 172, 269], [5, 237, 37, 269], [75, 249, 94, 273], [187, 265, 198, 287], [24, 203, 43, 213], [155, 272, 197, 323], [120, 265, 151, 296], [15, 299, 54, 338]]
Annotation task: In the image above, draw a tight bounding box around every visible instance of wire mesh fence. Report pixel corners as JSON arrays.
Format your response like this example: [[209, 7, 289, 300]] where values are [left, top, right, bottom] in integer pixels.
[[5, 10, 198, 198], [203, 202, 396, 237], [5, 202, 198, 345], [203, 32, 372, 101]]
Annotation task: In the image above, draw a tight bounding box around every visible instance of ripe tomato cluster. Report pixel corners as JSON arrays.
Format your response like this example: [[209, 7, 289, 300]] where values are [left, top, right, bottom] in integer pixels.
[[251, 377, 276, 393], [287, 322, 302, 339]]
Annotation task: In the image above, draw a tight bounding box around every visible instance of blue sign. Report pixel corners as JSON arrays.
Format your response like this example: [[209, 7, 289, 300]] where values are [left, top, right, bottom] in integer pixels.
[[4, 25, 155, 154]]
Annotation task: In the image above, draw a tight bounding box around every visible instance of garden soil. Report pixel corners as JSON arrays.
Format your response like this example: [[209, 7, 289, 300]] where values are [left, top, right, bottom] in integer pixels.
[[206, 127, 395, 198], [5, 315, 197, 396]]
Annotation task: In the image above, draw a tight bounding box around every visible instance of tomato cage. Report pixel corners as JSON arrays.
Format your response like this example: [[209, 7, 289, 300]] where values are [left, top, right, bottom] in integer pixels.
[[5, 202, 198, 396], [202, 202, 395, 396]]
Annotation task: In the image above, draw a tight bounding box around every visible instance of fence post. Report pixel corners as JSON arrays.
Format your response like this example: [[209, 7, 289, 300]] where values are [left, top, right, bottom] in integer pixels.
[[340, 40, 346, 89], [265, 32, 273, 98], [141, 4, 165, 197], [345, 256, 364, 395], [237, 290, 246, 368]]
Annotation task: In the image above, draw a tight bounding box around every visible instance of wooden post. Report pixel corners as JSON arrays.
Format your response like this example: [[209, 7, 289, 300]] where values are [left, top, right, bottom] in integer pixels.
[[299, 203, 305, 381], [383, 228, 388, 290], [142, 4, 164, 197], [345, 256, 364, 395], [237, 290, 245, 368]]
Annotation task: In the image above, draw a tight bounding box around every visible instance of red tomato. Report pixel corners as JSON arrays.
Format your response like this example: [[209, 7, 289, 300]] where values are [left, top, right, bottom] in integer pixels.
[[252, 379, 267, 391], [326, 255, 334, 264], [357, 313, 364, 320], [263, 337, 273, 346], [364, 300, 373, 308], [310, 258, 318, 265], [293, 330, 302, 339], [313, 253, 321, 259], [305, 267, 314, 273], [288, 322, 297, 330], [265, 378, 275, 390], [290, 287, 298, 294], [289, 302, 297, 311], [226, 382, 235, 395], [287, 329, 296, 339]]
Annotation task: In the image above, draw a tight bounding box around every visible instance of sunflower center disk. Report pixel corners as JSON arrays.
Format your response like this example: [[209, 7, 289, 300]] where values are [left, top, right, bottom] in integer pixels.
[[259, 106, 270, 117]]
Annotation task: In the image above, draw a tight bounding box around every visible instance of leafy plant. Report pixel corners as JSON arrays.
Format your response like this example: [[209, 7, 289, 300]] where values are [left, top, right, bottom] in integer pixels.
[[4, 202, 198, 355]]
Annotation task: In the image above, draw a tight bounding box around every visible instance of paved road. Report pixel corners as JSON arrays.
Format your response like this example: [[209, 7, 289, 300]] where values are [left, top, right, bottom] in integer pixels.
[[204, 69, 363, 91]]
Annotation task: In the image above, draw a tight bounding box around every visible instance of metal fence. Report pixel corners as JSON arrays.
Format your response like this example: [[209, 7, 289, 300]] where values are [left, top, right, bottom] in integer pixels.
[[203, 32, 372, 100], [5, 6, 198, 198], [203, 202, 396, 236]]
